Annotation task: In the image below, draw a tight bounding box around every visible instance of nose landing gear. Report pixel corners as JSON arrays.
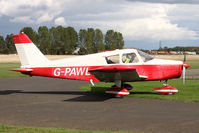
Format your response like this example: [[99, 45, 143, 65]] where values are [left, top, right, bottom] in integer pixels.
[[153, 80, 178, 95]]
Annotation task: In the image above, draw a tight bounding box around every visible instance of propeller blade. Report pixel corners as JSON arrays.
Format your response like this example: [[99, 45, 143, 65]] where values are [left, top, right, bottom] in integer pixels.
[[184, 52, 186, 62], [183, 66, 186, 84], [182, 52, 189, 84]]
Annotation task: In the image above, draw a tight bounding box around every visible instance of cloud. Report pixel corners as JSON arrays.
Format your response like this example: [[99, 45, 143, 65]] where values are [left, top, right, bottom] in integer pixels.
[[120, 17, 198, 41], [0, 0, 63, 24], [0, 0, 198, 42], [54, 17, 67, 26], [127, 0, 199, 4], [69, 2, 199, 41], [10, 16, 34, 24]]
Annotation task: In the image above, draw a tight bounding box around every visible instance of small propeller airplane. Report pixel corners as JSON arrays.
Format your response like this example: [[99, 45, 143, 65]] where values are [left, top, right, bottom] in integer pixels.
[[10, 31, 190, 97]]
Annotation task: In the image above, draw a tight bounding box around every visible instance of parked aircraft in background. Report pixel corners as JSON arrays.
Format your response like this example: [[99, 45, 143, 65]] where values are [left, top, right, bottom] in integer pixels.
[[10, 31, 190, 97]]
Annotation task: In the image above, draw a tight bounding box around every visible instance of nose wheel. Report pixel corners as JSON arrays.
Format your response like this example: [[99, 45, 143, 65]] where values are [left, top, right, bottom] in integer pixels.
[[153, 80, 178, 95]]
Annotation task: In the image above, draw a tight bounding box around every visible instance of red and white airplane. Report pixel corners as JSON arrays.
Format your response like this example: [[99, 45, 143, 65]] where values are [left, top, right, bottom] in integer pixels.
[[11, 31, 190, 97]]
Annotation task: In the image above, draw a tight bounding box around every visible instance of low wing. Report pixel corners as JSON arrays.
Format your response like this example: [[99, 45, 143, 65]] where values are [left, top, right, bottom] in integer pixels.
[[89, 65, 147, 82]]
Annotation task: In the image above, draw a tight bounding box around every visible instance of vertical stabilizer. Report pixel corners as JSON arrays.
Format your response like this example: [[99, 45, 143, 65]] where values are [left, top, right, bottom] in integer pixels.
[[12, 32, 49, 67]]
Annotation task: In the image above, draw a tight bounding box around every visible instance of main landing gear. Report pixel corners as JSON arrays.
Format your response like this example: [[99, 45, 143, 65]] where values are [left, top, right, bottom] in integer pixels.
[[153, 80, 178, 95], [105, 83, 133, 97]]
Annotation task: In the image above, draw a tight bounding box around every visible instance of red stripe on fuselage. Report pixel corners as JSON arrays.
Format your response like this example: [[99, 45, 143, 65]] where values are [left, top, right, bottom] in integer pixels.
[[27, 64, 182, 82]]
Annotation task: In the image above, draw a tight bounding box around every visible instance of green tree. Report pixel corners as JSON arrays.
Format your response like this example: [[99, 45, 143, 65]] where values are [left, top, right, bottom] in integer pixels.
[[56, 26, 67, 55], [61, 27, 77, 54], [116, 32, 124, 49], [93, 29, 104, 53], [38, 26, 51, 54], [5, 34, 15, 54], [66, 27, 78, 54], [78, 29, 88, 55], [105, 30, 115, 50], [0, 36, 5, 53], [0, 26, 125, 55], [105, 30, 124, 50], [86, 28, 94, 54], [50, 27, 60, 54]]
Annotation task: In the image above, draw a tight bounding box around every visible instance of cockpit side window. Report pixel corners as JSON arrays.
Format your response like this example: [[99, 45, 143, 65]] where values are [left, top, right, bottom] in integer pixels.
[[106, 54, 120, 64], [122, 53, 139, 63], [138, 50, 154, 62]]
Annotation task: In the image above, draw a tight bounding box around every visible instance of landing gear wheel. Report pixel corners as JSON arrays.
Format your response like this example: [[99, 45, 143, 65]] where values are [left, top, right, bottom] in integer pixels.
[[111, 84, 133, 90], [167, 93, 175, 95], [115, 95, 124, 98], [122, 84, 133, 90], [111, 85, 116, 88]]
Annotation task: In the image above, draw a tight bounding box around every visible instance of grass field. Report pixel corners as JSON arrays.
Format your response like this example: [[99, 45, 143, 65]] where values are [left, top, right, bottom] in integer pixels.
[[0, 125, 129, 133], [80, 79, 199, 102], [0, 63, 27, 78], [186, 60, 199, 69]]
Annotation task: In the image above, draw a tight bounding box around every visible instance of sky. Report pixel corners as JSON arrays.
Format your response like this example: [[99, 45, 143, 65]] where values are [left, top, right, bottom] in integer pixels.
[[0, 0, 199, 50]]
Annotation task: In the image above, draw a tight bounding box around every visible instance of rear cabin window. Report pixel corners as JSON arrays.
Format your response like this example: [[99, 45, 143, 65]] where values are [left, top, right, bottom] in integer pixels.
[[106, 54, 120, 64], [122, 53, 139, 63]]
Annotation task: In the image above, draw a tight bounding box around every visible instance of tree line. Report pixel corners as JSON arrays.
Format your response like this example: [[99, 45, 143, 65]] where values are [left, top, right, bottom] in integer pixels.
[[159, 46, 199, 54], [0, 26, 124, 55]]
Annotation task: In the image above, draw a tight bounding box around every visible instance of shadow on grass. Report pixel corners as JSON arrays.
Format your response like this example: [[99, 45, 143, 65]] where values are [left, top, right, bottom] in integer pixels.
[[130, 91, 158, 95], [90, 87, 159, 95]]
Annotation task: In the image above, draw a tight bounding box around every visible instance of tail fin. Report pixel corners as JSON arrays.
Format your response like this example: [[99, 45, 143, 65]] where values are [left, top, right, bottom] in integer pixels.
[[12, 32, 49, 68]]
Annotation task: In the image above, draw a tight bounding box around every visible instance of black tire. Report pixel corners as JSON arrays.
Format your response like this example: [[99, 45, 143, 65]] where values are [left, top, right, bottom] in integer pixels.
[[115, 95, 124, 98], [111, 85, 116, 88], [122, 84, 133, 90]]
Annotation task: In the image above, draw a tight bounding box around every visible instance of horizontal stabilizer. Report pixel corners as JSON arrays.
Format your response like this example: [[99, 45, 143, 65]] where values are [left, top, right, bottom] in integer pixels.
[[9, 68, 33, 72]]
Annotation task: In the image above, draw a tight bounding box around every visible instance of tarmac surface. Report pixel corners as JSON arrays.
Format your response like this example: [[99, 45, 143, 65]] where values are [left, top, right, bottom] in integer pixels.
[[0, 76, 199, 133]]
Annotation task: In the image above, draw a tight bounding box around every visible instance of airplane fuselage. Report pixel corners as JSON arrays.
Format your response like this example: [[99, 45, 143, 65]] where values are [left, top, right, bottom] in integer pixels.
[[23, 63, 183, 82]]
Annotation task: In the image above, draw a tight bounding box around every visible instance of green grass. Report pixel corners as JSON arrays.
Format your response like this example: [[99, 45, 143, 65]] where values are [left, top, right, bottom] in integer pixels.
[[0, 63, 27, 78], [0, 125, 129, 133], [80, 79, 199, 102], [186, 60, 199, 69]]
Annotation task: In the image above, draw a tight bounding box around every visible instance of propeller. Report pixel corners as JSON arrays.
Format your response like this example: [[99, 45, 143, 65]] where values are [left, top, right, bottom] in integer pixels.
[[182, 52, 190, 84]]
